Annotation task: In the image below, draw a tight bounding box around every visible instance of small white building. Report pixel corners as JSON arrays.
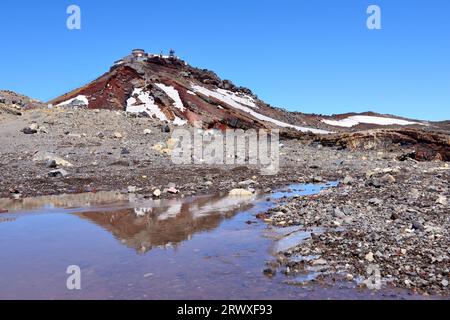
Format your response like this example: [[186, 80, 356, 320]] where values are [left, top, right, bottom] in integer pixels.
[[132, 49, 146, 58]]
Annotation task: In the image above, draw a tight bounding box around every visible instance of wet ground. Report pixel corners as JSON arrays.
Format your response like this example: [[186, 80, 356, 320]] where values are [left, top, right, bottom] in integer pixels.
[[0, 183, 432, 300]]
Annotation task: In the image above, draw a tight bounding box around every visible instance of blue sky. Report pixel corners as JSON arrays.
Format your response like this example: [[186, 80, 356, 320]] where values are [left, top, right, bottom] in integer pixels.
[[0, 0, 449, 120]]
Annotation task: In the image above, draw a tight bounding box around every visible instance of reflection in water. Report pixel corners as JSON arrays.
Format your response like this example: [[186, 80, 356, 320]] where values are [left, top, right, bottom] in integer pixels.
[[0, 182, 426, 300], [75, 195, 256, 253], [0, 191, 129, 212]]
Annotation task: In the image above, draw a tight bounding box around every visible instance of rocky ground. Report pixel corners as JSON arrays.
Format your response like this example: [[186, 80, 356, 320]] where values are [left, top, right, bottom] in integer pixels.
[[0, 107, 346, 199], [264, 161, 449, 296], [0, 107, 449, 297]]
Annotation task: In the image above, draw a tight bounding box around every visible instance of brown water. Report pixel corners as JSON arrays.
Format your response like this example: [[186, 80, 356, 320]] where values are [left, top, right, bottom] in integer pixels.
[[0, 183, 425, 300]]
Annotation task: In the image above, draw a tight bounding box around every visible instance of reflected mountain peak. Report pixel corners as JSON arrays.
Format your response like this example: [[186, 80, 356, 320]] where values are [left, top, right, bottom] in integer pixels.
[[74, 194, 256, 253]]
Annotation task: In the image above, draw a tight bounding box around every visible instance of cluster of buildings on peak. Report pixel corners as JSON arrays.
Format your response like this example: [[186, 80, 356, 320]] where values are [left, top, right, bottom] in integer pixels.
[[114, 49, 179, 66]]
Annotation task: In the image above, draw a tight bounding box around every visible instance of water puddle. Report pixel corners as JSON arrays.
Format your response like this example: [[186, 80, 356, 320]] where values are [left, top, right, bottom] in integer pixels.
[[0, 183, 426, 299], [272, 228, 322, 253]]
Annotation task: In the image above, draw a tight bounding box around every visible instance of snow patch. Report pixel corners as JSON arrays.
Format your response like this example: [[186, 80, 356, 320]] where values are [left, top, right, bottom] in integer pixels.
[[191, 84, 331, 134], [57, 95, 89, 107], [126, 88, 187, 126], [192, 85, 258, 110], [322, 115, 422, 128], [155, 83, 186, 112], [126, 88, 168, 122], [216, 88, 259, 109], [173, 116, 188, 126]]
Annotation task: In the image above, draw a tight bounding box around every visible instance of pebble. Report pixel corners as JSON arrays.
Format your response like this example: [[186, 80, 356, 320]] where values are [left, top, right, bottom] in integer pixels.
[[263, 268, 276, 277], [127, 186, 137, 193], [166, 187, 179, 194], [33, 152, 73, 167], [153, 189, 162, 197], [312, 258, 327, 266], [38, 127, 48, 134], [381, 174, 396, 184], [368, 198, 383, 206], [365, 252, 375, 262], [12, 193, 21, 200], [21, 127, 37, 134], [161, 124, 170, 133], [412, 221, 424, 231], [46, 159, 57, 168], [436, 196, 447, 205], [343, 176, 354, 185], [48, 169, 68, 178], [333, 208, 345, 218]]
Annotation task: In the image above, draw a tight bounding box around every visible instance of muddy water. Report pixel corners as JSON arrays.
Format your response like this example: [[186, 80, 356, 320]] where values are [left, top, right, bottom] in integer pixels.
[[0, 183, 420, 300]]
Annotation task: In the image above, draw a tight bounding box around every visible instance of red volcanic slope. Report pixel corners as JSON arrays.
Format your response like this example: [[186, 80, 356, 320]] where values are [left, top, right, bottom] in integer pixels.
[[49, 50, 445, 135], [49, 51, 331, 134]]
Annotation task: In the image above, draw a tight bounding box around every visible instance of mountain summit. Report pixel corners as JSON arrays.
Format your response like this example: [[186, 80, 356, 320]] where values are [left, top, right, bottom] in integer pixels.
[[49, 49, 447, 138], [49, 49, 335, 134]]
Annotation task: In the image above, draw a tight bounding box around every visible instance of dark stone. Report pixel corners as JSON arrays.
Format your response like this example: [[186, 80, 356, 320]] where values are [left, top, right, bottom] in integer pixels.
[[412, 221, 424, 231], [390, 212, 400, 220], [46, 159, 57, 168], [161, 124, 171, 133], [263, 268, 276, 278], [21, 127, 37, 134], [48, 169, 68, 178]]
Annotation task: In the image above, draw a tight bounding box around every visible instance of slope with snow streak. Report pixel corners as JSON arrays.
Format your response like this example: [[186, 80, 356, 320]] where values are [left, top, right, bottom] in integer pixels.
[[126, 88, 187, 125], [322, 115, 423, 128], [191, 84, 331, 134], [126, 88, 168, 121], [216, 88, 259, 109], [155, 83, 186, 112]]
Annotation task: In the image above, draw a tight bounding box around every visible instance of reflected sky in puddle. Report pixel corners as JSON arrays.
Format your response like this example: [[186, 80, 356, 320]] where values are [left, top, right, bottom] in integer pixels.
[[272, 229, 318, 253], [0, 182, 424, 300]]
